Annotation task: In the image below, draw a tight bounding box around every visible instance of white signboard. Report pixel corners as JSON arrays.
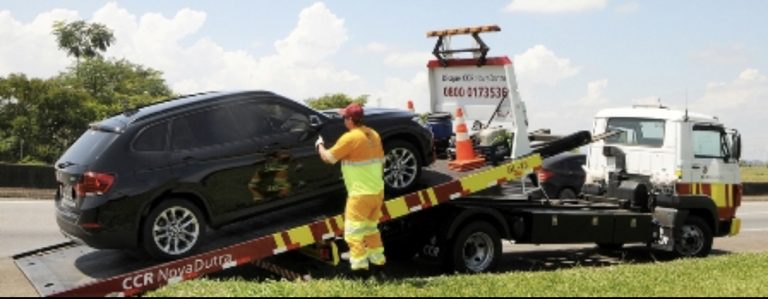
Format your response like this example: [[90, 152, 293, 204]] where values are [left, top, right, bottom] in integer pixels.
[[428, 57, 520, 128]]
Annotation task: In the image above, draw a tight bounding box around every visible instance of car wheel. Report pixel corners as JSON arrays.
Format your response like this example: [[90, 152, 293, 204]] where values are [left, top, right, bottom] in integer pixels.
[[673, 216, 712, 258], [384, 140, 422, 194], [142, 199, 206, 260], [447, 221, 501, 274], [558, 188, 577, 199]]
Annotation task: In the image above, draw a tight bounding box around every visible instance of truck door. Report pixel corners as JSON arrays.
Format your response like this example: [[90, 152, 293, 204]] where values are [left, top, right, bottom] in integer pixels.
[[686, 125, 740, 220]]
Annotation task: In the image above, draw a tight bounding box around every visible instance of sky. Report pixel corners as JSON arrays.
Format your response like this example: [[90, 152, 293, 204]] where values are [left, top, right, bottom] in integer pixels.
[[0, 0, 766, 160]]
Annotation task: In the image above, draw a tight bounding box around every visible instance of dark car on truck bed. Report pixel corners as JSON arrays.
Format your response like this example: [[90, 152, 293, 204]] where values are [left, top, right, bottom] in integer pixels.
[[54, 90, 434, 259]]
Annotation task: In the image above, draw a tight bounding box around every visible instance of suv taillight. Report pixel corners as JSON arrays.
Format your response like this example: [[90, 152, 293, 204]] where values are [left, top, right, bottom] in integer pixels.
[[75, 172, 115, 198], [536, 169, 555, 183]]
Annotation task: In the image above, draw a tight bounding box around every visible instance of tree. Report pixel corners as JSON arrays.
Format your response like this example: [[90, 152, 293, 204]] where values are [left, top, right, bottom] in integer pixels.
[[55, 58, 173, 119], [305, 93, 369, 110], [52, 20, 115, 62]]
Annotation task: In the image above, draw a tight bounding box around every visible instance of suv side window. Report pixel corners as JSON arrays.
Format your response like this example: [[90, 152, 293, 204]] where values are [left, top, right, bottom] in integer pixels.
[[171, 107, 240, 150], [227, 101, 310, 139], [226, 101, 274, 139], [261, 102, 311, 134], [133, 123, 168, 151]]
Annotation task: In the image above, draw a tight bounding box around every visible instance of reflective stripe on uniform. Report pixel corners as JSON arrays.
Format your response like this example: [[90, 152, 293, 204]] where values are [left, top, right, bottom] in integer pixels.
[[344, 220, 378, 241], [341, 160, 384, 196]]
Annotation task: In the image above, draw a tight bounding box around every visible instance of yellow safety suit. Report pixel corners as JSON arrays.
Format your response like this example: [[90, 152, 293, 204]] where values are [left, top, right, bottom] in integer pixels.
[[326, 126, 386, 271]]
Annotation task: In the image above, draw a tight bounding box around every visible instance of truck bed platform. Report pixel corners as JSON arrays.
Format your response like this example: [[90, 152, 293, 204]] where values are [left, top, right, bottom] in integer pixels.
[[13, 155, 542, 297]]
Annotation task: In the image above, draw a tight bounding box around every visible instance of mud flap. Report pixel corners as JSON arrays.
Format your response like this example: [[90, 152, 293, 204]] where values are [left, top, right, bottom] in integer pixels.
[[297, 240, 341, 266], [651, 207, 684, 252]]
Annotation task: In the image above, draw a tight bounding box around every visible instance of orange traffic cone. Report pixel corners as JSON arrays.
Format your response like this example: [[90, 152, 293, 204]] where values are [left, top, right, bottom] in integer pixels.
[[448, 107, 485, 172], [407, 100, 415, 113]]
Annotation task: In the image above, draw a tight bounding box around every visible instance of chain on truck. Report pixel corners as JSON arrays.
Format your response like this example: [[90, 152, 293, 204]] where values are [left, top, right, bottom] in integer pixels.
[[12, 24, 742, 296]]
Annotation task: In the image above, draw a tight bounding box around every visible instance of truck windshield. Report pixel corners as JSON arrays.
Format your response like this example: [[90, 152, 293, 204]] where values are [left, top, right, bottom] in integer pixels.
[[605, 118, 665, 147]]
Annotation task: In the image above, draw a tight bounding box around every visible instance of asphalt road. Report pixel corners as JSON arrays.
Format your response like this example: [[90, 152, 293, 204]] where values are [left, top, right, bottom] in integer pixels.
[[0, 200, 67, 258], [0, 200, 766, 296]]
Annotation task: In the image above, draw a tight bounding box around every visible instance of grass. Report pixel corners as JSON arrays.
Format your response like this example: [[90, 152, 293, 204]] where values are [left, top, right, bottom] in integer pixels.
[[150, 252, 768, 297], [741, 166, 768, 183]]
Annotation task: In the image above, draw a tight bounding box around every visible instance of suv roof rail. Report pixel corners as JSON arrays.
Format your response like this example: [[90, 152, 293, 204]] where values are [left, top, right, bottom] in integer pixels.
[[122, 91, 220, 117]]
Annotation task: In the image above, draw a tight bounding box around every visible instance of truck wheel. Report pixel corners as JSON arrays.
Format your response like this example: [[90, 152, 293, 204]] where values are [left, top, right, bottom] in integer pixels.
[[384, 140, 422, 194], [673, 216, 712, 258], [448, 221, 502, 274], [142, 199, 206, 260]]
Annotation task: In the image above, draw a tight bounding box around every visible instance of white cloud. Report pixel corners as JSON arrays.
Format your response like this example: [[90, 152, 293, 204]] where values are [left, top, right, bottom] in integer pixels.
[[615, 2, 640, 13], [513, 45, 580, 87], [86, 2, 363, 99], [359, 42, 390, 53], [694, 69, 768, 160], [371, 72, 430, 112], [696, 68, 768, 112], [0, 9, 79, 78], [580, 79, 609, 106], [505, 0, 607, 14], [274, 2, 347, 66], [384, 51, 432, 68], [0, 2, 367, 101]]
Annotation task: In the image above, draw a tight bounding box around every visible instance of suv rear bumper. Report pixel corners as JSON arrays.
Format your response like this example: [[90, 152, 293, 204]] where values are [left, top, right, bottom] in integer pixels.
[[56, 206, 138, 249]]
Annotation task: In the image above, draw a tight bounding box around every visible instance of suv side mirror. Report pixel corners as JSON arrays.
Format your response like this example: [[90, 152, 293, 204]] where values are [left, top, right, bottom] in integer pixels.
[[309, 115, 324, 129]]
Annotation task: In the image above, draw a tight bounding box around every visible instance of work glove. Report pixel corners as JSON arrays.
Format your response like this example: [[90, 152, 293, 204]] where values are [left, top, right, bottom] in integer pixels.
[[315, 135, 324, 149]]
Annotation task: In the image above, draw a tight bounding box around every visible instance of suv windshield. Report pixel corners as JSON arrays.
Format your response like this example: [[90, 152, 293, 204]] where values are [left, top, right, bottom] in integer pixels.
[[605, 118, 665, 147]]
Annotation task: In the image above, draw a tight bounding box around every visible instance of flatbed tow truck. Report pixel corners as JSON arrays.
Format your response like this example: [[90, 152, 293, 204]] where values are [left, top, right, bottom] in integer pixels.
[[12, 25, 742, 297]]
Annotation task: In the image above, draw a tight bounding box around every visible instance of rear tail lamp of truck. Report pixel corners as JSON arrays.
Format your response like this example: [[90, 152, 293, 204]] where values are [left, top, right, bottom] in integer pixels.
[[75, 172, 116, 198]]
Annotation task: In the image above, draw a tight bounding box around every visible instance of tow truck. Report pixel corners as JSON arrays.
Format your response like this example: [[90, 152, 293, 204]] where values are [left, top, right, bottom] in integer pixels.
[[12, 25, 742, 296]]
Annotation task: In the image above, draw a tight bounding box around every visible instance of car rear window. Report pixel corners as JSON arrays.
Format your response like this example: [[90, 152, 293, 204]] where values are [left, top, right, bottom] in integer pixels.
[[59, 129, 120, 165]]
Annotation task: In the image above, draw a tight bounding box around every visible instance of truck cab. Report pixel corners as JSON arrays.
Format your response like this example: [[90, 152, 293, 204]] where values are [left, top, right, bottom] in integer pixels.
[[583, 105, 742, 254]]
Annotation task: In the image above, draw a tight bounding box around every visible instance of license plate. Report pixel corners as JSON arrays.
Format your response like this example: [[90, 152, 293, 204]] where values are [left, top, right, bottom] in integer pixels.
[[61, 185, 76, 209]]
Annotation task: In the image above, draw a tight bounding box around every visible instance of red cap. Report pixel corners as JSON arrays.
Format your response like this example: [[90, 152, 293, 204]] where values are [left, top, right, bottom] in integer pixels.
[[339, 103, 364, 121]]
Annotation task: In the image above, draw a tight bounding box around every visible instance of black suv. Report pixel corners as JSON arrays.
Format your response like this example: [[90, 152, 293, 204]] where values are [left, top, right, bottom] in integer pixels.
[[528, 153, 586, 199], [55, 91, 434, 259]]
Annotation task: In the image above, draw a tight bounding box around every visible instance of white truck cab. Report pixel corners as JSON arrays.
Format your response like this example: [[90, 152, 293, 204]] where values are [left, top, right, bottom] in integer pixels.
[[584, 105, 742, 253]]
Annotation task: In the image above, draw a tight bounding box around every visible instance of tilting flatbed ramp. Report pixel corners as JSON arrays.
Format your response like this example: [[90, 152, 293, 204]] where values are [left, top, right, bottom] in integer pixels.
[[14, 154, 541, 297]]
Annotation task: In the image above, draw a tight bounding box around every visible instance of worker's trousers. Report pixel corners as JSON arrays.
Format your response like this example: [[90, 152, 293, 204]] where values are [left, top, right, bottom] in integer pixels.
[[344, 192, 386, 271]]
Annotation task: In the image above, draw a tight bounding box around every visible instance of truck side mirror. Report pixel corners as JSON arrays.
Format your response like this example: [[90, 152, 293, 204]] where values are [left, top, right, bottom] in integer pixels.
[[731, 132, 741, 162]]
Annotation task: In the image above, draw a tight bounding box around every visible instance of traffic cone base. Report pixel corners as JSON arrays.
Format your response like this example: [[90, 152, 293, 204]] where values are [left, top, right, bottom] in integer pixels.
[[448, 157, 486, 172]]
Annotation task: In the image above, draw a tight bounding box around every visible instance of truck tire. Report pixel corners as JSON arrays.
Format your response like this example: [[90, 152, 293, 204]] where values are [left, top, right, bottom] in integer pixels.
[[384, 140, 423, 195], [673, 216, 712, 258], [142, 199, 207, 260], [447, 221, 502, 274]]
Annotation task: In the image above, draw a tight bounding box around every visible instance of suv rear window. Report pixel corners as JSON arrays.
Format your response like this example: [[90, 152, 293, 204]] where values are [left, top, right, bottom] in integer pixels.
[[59, 129, 120, 165]]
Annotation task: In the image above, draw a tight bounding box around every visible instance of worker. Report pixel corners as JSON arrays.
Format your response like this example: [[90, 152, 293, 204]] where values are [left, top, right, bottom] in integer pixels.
[[315, 103, 387, 280]]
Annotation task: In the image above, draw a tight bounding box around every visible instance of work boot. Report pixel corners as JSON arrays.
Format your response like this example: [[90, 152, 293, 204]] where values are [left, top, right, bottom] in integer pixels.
[[346, 269, 370, 281], [370, 264, 389, 282]]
